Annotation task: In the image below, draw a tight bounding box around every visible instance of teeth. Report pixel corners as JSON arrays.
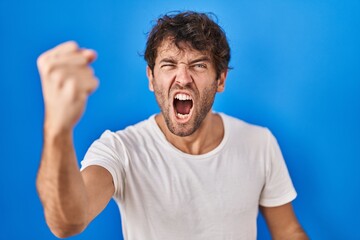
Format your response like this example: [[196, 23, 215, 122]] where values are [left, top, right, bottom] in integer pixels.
[[177, 113, 189, 119], [175, 93, 192, 101]]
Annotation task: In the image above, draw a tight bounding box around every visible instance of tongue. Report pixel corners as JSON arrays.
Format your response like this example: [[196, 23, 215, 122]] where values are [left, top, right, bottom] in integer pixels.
[[175, 100, 192, 115]]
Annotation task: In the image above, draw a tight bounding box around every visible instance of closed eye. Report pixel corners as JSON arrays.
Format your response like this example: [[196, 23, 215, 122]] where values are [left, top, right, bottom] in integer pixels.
[[160, 64, 176, 69], [159, 58, 177, 69]]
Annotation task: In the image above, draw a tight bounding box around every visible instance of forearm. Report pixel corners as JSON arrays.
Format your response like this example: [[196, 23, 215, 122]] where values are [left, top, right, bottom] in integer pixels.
[[261, 204, 309, 240], [274, 229, 309, 240], [36, 128, 88, 238], [287, 231, 309, 240]]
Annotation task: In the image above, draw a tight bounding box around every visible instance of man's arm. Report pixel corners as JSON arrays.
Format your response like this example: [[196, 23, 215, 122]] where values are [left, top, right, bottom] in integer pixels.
[[36, 41, 113, 238], [37, 131, 114, 238], [260, 203, 308, 240]]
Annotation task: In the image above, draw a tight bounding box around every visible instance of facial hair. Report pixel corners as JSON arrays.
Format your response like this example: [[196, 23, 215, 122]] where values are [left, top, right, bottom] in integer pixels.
[[153, 79, 218, 137]]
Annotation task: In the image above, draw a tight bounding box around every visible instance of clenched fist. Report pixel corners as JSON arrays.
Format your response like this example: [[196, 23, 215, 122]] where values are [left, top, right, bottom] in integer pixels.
[[37, 41, 99, 134]]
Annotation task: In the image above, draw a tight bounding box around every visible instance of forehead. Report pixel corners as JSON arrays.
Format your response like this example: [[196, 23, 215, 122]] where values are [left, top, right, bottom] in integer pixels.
[[156, 38, 210, 62]]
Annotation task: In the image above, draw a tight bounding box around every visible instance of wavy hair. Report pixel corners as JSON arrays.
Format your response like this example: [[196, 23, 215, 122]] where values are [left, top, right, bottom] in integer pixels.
[[144, 11, 231, 79]]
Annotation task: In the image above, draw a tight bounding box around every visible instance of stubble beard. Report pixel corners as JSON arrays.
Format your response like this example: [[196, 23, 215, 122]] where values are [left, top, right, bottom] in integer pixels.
[[153, 80, 218, 137]]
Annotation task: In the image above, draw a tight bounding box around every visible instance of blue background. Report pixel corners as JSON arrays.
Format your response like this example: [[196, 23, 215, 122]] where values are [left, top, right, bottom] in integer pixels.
[[1, 0, 359, 239]]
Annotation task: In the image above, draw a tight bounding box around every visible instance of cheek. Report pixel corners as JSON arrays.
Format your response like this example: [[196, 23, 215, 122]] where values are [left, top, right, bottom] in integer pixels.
[[197, 77, 217, 91], [199, 81, 218, 98], [152, 80, 170, 102], [158, 80, 174, 95]]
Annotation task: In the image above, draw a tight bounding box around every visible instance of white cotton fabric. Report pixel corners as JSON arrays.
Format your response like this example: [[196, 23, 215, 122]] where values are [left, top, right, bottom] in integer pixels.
[[81, 113, 297, 240]]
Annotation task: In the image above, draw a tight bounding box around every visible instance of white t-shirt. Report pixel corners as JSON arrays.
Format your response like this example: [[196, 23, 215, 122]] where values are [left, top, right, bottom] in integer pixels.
[[81, 113, 296, 240]]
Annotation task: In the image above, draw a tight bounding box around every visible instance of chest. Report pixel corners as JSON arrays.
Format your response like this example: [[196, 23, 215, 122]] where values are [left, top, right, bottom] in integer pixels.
[[124, 147, 265, 220]]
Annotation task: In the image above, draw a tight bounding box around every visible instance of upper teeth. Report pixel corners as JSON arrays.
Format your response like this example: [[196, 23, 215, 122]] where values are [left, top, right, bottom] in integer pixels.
[[175, 93, 192, 100]]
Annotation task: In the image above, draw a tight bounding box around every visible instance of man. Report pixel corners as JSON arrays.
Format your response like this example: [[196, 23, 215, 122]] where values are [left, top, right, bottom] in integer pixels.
[[36, 11, 308, 239]]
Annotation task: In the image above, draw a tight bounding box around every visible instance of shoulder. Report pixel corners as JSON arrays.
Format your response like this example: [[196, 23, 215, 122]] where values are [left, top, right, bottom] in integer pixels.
[[83, 116, 158, 165], [219, 113, 279, 155], [220, 113, 272, 143], [98, 115, 158, 147]]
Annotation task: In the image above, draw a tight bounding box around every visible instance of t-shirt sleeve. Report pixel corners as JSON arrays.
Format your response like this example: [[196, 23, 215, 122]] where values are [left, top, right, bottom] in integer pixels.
[[259, 129, 297, 207], [80, 130, 128, 200]]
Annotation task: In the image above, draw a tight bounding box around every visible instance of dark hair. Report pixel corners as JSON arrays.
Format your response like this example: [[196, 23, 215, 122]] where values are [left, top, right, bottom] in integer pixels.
[[144, 11, 231, 79]]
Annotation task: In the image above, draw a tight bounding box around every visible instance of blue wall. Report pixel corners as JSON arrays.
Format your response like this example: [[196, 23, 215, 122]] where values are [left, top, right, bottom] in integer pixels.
[[1, 0, 359, 239]]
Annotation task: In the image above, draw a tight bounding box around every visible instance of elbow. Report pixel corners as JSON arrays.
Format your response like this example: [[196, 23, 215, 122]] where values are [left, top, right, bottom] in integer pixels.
[[48, 221, 87, 239]]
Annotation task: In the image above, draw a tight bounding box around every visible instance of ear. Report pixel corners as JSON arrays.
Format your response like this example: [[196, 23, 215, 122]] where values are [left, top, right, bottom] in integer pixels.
[[146, 66, 154, 92], [216, 70, 228, 92]]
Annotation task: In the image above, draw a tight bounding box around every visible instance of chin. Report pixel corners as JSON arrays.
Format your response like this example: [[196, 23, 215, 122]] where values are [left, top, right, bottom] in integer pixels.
[[170, 128, 196, 137], [166, 118, 199, 137]]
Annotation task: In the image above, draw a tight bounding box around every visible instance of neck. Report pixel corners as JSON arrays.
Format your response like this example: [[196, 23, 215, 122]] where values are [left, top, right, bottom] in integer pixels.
[[155, 111, 224, 155]]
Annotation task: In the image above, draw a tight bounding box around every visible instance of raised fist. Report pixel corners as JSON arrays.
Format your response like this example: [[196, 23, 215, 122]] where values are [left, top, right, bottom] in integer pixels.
[[37, 41, 99, 134]]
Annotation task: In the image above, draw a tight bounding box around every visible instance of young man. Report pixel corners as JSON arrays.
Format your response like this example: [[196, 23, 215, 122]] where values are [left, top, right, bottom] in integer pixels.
[[36, 11, 308, 239]]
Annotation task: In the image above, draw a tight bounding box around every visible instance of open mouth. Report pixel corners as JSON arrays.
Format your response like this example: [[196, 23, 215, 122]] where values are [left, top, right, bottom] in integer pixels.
[[173, 93, 193, 120]]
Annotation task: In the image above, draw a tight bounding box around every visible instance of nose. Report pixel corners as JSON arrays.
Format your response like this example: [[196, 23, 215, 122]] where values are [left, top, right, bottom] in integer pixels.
[[175, 65, 193, 86]]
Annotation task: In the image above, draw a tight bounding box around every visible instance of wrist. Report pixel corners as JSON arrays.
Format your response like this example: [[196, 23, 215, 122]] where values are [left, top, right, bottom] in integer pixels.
[[43, 121, 73, 143]]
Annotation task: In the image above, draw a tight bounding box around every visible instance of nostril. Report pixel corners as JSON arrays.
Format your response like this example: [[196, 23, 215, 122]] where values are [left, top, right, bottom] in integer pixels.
[[176, 72, 193, 85]]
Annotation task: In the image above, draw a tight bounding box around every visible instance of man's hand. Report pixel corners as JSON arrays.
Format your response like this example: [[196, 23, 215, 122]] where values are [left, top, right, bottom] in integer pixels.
[[37, 41, 99, 134], [36, 42, 114, 238]]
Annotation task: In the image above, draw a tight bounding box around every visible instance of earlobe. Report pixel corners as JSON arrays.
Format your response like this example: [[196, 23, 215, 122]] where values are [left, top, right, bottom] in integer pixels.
[[146, 66, 154, 92], [217, 70, 228, 92]]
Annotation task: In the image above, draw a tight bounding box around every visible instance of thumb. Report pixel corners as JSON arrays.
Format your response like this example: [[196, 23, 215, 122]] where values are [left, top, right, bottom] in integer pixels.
[[81, 49, 97, 64]]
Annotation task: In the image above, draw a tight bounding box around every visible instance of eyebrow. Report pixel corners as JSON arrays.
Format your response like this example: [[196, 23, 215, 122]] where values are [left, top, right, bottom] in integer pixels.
[[188, 56, 211, 65], [159, 56, 211, 65], [159, 58, 177, 64]]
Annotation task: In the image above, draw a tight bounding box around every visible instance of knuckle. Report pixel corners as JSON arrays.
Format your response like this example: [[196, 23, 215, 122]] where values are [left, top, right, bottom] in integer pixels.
[[64, 79, 79, 98], [41, 63, 53, 76], [37, 53, 51, 69], [84, 67, 94, 76], [67, 79, 77, 91], [51, 70, 64, 81], [36, 54, 45, 67], [66, 41, 79, 49], [59, 41, 79, 53], [91, 77, 99, 90], [37, 54, 55, 75], [94, 77, 99, 86], [87, 66, 94, 74], [77, 56, 88, 65]]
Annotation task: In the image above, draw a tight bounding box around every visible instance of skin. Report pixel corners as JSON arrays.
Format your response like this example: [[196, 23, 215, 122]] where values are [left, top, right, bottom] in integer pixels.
[[36, 41, 114, 238], [36, 40, 308, 239], [146, 40, 226, 154]]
